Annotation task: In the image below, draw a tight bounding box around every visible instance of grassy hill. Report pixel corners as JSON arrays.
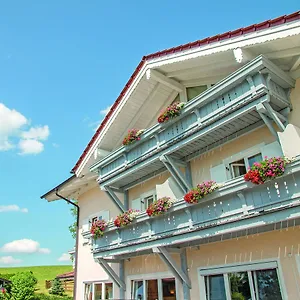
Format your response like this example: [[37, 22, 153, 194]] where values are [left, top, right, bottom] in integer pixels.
[[0, 265, 73, 294]]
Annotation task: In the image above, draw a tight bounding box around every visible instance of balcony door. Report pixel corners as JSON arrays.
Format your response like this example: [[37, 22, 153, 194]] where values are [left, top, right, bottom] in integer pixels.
[[132, 277, 176, 300]]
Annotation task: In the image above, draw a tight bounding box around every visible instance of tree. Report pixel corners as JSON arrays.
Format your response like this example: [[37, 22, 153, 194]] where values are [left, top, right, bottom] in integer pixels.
[[49, 278, 65, 296], [10, 272, 37, 300], [68, 201, 78, 240]]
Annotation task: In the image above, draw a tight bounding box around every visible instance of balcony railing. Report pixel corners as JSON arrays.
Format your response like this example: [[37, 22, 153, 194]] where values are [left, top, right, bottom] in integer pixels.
[[89, 157, 300, 258], [90, 56, 294, 190]]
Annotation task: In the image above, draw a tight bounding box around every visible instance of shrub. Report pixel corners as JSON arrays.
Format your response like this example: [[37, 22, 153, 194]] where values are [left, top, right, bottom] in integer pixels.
[[244, 156, 290, 185], [10, 272, 37, 300], [90, 219, 107, 239], [184, 181, 219, 204], [122, 129, 144, 146], [49, 278, 64, 296], [146, 197, 174, 217], [157, 102, 184, 123], [34, 294, 72, 300], [114, 209, 139, 228]]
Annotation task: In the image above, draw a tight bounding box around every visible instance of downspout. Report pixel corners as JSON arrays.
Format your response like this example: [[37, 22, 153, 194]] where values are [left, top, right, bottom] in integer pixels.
[[55, 189, 80, 300]]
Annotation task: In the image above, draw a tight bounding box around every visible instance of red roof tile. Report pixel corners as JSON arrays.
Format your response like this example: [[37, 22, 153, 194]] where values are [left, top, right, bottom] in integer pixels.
[[56, 271, 74, 279], [71, 11, 300, 174]]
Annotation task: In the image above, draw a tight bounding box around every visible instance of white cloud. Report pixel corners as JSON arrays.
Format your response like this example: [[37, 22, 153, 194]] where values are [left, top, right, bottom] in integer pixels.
[[0, 103, 50, 154], [100, 105, 112, 115], [18, 139, 44, 155], [58, 253, 71, 262], [1, 239, 50, 254], [0, 103, 27, 151], [0, 256, 22, 265], [22, 125, 50, 141], [0, 205, 28, 213]]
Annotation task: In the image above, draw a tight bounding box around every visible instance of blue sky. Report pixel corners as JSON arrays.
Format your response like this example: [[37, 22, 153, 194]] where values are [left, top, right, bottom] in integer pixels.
[[0, 1, 299, 267]]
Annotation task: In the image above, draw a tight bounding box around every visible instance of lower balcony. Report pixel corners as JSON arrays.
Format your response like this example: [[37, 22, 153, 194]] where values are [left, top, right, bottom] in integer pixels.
[[90, 157, 300, 259]]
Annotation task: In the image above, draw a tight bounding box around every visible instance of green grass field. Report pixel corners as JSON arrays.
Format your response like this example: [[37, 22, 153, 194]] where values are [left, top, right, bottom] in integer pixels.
[[0, 265, 73, 294]]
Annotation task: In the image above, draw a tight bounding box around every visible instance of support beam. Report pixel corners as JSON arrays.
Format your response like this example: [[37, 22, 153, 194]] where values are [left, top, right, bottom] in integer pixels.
[[233, 48, 255, 63], [146, 69, 184, 92], [119, 260, 125, 299], [256, 105, 278, 140], [263, 102, 286, 131], [164, 155, 192, 191], [104, 186, 125, 212], [124, 190, 129, 211], [154, 247, 191, 289], [97, 258, 126, 290], [290, 55, 300, 72], [180, 249, 191, 300]]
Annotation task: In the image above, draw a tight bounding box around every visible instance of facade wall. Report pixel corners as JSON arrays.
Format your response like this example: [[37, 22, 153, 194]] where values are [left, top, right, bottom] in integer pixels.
[[76, 187, 123, 299], [124, 227, 300, 299]]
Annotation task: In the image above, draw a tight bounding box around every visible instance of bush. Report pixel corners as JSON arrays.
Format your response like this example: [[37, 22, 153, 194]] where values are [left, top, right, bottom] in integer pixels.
[[34, 294, 72, 300], [49, 278, 64, 296], [10, 272, 37, 300], [0, 274, 15, 281]]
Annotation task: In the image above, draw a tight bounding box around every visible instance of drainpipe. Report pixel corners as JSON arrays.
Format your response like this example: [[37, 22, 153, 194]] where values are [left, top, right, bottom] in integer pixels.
[[55, 189, 80, 300]]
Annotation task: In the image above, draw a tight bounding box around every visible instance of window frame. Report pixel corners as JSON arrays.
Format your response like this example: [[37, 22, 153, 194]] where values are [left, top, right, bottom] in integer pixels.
[[198, 259, 287, 300], [83, 281, 113, 300], [140, 189, 157, 211], [223, 143, 265, 180], [88, 210, 110, 229]]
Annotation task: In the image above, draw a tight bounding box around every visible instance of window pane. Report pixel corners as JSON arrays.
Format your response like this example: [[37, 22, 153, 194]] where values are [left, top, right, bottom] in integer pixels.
[[105, 283, 113, 299], [187, 85, 207, 101], [230, 159, 246, 178], [205, 275, 226, 300], [254, 269, 282, 300], [147, 279, 158, 300], [248, 154, 262, 168], [84, 284, 92, 300], [132, 280, 144, 300], [229, 272, 251, 300], [162, 278, 176, 300], [94, 283, 102, 300]]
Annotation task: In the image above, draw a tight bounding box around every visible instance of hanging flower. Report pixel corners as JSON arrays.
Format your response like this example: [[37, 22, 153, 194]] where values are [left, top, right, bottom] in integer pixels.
[[114, 209, 140, 228], [184, 181, 219, 204], [90, 219, 107, 239], [244, 156, 290, 185], [146, 197, 174, 217], [157, 102, 185, 123], [122, 129, 144, 146]]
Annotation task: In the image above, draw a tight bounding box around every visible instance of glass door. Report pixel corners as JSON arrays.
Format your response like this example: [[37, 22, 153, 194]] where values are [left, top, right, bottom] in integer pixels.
[[132, 280, 144, 300]]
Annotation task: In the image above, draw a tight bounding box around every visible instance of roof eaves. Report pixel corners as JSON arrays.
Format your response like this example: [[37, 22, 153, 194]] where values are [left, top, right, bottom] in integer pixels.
[[71, 10, 300, 174]]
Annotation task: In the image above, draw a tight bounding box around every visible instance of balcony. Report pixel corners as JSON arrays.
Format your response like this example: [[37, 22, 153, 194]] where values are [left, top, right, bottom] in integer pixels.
[[90, 157, 300, 258], [90, 55, 294, 190]]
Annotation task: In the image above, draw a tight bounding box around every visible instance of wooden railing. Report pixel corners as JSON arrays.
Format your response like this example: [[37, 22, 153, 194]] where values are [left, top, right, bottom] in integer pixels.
[[90, 55, 294, 189], [90, 157, 300, 258]]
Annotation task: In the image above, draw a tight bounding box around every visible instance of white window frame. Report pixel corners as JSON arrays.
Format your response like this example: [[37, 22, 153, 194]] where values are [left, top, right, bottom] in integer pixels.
[[223, 143, 265, 180], [140, 189, 157, 210], [88, 210, 110, 229], [126, 271, 179, 300], [198, 258, 288, 300], [83, 281, 114, 300]]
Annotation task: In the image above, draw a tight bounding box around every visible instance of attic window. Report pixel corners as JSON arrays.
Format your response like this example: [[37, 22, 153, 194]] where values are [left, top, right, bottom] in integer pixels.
[[187, 85, 208, 101]]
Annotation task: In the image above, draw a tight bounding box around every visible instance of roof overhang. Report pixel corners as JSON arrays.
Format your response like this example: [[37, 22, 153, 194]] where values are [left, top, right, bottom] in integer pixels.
[[72, 12, 300, 177]]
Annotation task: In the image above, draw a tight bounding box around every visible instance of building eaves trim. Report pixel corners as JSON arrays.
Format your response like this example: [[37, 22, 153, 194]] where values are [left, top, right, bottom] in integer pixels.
[[71, 11, 300, 174]]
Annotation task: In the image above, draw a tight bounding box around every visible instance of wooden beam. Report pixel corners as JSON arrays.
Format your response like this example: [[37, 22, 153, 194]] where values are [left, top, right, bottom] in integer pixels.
[[290, 55, 300, 72], [263, 102, 286, 131], [146, 69, 184, 92], [155, 247, 191, 288], [104, 186, 125, 212], [97, 258, 126, 290]]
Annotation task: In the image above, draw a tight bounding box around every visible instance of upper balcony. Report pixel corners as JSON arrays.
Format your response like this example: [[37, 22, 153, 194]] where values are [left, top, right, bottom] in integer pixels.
[[90, 55, 294, 190], [90, 157, 300, 259]]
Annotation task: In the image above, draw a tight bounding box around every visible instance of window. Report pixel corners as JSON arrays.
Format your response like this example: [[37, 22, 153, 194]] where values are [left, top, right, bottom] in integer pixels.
[[89, 211, 110, 228], [84, 282, 113, 300], [200, 262, 284, 300], [229, 153, 262, 179], [187, 85, 208, 101], [131, 191, 157, 212], [131, 277, 176, 300]]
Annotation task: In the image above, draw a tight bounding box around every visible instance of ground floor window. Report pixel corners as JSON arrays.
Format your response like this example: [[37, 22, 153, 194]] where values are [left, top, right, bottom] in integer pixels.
[[131, 277, 176, 300], [83, 282, 113, 300], [199, 261, 285, 300]]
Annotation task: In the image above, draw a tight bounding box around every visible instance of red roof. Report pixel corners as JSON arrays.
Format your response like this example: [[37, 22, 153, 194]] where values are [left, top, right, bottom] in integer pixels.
[[56, 271, 74, 279], [71, 11, 300, 174]]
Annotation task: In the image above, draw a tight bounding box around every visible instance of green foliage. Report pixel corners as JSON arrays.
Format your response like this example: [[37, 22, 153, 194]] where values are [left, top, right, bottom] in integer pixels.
[[0, 266, 72, 295], [68, 202, 78, 240], [49, 278, 64, 296], [10, 272, 37, 300], [231, 292, 245, 300], [0, 274, 15, 281], [34, 294, 72, 300]]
